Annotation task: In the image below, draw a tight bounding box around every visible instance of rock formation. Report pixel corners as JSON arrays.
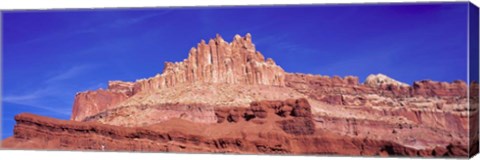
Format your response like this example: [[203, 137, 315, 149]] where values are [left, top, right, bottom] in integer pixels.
[[71, 90, 130, 121], [365, 73, 409, 87], [71, 33, 286, 121], [3, 33, 477, 158], [133, 33, 286, 93], [4, 99, 470, 156]]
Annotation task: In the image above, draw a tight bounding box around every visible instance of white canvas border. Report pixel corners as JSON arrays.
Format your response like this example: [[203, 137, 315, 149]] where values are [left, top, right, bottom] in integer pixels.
[[0, 0, 479, 160]]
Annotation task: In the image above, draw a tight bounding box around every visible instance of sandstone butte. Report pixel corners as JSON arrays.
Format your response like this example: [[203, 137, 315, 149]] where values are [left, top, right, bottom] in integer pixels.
[[2, 33, 479, 158]]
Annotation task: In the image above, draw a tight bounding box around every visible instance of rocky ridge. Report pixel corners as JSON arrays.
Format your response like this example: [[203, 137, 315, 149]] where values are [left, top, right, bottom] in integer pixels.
[[3, 99, 470, 156], [71, 33, 286, 121], [3, 34, 478, 157]]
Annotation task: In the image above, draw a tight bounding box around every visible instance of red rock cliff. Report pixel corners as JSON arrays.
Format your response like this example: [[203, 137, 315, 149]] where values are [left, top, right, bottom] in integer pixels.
[[6, 99, 467, 156], [134, 33, 286, 93], [5, 33, 475, 158], [71, 33, 286, 121]]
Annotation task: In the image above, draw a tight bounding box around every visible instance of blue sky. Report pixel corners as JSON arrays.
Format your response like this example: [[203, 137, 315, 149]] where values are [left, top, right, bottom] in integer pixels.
[[1, 2, 470, 139]]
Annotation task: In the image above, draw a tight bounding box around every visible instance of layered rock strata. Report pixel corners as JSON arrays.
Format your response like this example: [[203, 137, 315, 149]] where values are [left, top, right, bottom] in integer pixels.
[[4, 33, 477, 157], [71, 33, 286, 121], [3, 99, 469, 157]]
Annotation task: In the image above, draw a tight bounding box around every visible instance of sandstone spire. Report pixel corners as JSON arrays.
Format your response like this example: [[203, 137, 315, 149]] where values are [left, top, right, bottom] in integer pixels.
[[132, 33, 286, 93]]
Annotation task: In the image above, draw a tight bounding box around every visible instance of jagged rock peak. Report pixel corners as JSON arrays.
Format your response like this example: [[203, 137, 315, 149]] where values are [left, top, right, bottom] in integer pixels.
[[132, 33, 286, 93], [364, 73, 409, 87]]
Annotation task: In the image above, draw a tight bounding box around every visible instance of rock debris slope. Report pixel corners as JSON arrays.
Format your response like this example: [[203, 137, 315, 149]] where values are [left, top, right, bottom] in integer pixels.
[[3, 34, 478, 157]]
